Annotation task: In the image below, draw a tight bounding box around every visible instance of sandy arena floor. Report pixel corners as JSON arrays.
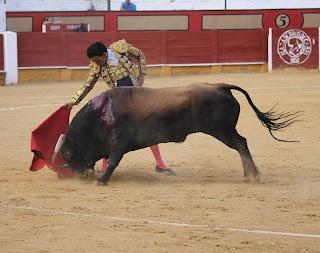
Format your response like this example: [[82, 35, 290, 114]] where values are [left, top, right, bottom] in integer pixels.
[[0, 72, 319, 252]]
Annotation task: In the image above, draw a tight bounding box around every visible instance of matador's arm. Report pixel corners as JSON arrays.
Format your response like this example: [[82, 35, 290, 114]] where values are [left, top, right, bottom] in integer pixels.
[[71, 61, 100, 105], [127, 43, 147, 75]]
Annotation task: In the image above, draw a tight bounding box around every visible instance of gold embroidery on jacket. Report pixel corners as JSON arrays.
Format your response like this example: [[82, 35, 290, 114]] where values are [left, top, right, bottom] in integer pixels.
[[110, 39, 129, 53], [111, 39, 146, 75], [71, 39, 147, 105]]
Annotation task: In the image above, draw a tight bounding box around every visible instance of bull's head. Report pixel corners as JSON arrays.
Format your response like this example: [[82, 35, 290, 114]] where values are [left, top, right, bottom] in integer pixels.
[[52, 134, 98, 175], [52, 94, 114, 175], [53, 113, 112, 175]]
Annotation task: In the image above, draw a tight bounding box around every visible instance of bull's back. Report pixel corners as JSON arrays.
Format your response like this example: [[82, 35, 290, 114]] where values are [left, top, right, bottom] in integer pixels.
[[109, 83, 224, 117], [109, 86, 191, 119]]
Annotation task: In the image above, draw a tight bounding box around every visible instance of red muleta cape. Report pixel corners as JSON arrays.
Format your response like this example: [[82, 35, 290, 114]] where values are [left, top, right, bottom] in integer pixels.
[[29, 105, 74, 178]]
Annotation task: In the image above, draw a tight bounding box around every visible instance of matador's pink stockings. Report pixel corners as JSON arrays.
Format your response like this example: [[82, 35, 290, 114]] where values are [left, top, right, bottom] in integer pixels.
[[101, 144, 167, 171]]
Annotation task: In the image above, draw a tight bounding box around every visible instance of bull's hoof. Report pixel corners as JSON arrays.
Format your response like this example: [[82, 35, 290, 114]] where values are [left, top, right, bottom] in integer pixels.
[[253, 171, 261, 182], [243, 171, 261, 182], [94, 171, 104, 178], [97, 179, 108, 186], [84, 168, 96, 179], [155, 166, 176, 176], [243, 175, 250, 182]]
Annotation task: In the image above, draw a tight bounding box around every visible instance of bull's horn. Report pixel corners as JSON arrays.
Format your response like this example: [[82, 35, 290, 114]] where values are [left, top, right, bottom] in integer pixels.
[[57, 163, 69, 168], [52, 134, 66, 165]]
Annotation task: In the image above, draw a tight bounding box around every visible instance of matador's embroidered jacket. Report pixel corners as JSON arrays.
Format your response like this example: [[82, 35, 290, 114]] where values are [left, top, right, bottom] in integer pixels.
[[71, 39, 146, 105]]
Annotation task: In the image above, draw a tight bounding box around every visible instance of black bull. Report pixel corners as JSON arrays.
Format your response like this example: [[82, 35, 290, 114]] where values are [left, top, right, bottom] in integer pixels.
[[53, 83, 300, 184]]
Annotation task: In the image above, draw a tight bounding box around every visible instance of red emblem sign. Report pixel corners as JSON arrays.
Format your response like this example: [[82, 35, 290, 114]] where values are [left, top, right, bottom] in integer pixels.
[[277, 29, 312, 65]]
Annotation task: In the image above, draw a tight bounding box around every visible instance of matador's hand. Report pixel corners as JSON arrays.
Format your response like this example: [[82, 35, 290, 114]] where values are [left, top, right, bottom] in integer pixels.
[[65, 102, 74, 110], [137, 74, 145, 86]]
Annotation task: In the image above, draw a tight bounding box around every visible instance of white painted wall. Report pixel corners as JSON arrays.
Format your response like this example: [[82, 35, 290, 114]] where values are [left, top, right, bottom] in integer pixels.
[[0, 2, 6, 32], [6, 0, 320, 12], [227, 0, 320, 10], [5, 0, 225, 11], [6, 0, 92, 11], [268, 28, 272, 72], [1, 32, 18, 85], [109, 0, 225, 11]]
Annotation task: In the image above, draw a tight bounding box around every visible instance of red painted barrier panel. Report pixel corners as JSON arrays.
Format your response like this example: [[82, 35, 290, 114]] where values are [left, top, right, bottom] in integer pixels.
[[66, 32, 164, 66], [18, 32, 67, 67], [0, 34, 4, 71], [167, 31, 213, 64], [272, 28, 318, 69], [112, 32, 164, 65], [217, 29, 268, 63], [17, 30, 268, 67], [66, 33, 108, 66]]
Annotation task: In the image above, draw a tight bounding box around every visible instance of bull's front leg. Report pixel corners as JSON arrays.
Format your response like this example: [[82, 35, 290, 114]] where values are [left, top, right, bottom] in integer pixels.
[[97, 152, 123, 186]]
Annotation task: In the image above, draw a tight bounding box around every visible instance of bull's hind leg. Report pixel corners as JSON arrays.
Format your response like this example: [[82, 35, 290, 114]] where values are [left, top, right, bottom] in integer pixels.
[[213, 130, 261, 182], [234, 133, 261, 181]]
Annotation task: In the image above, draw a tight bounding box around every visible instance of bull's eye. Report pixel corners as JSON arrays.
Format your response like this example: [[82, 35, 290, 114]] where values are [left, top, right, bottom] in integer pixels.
[[64, 150, 72, 159]]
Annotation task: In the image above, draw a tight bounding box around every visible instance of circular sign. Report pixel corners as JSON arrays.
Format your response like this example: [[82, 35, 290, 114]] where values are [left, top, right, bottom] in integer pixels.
[[276, 14, 290, 28], [277, 29, 312, 65]]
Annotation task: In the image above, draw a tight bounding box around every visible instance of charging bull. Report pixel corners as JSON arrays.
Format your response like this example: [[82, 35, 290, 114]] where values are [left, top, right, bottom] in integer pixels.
[[53, 83, 300, 185]]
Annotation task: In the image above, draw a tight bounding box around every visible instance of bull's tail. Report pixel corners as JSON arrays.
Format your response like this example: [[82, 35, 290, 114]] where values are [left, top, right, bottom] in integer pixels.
[[226, 84, 303, 142]]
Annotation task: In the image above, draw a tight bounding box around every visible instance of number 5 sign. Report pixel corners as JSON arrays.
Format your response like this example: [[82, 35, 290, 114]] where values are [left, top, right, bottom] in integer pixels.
[[276, 14, 290, 28]]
